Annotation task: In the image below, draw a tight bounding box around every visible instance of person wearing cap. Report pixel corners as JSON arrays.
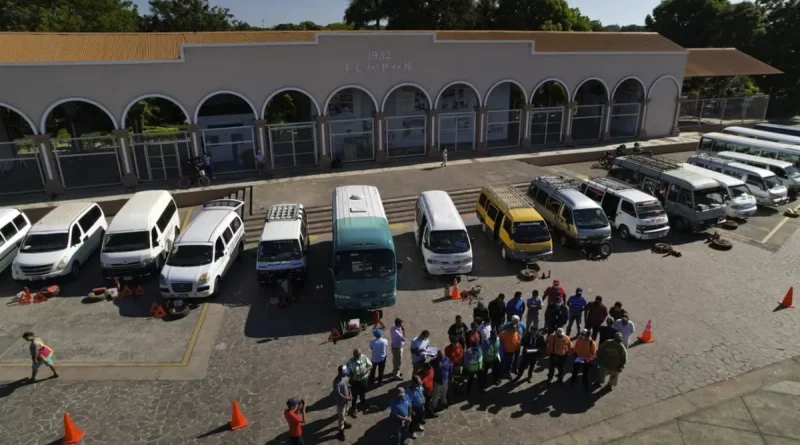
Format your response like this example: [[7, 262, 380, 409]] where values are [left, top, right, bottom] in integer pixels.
[[369, 329, 389, 385], [332, 366, 352, 440], [545, 327, 572, 385], [519, 325, 546, 381], [284, 398, 306, 445], [545, 296, 568, 334], [429, 349, 453, 412], [390, 318, 406, 379], [499, 323, 521, 379], [346, 348, 372, 418], [410, 330, 431, 372], [526, 290, 543, 330], [566, 288, 588, 336], [584, 296, 609, 341], [447, 315, 469, 350], [500, 315, 526, 374], [488, 293, 507, 332], [505, 291, 526, 322], [544, 279, 567, 305], [612, 315, 636, 347], [389, 387, 412, 445], [463, 340, 484, 395], [407, 375, 427, 437], [478, 318, 492, 343], [570, 329, 597, 391], [482, 329, 501, 385], [596, 332, 628, 390]]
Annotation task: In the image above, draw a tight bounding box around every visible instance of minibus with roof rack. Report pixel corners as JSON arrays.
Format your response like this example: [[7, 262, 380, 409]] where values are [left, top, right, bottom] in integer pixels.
[[680, 163, 757, 219], [687, 155, 788, 207], [609, 155, 727, 232], [578, 177, 670, 241]]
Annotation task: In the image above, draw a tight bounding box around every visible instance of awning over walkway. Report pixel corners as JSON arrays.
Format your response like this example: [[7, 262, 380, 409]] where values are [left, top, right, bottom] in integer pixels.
[[684, 48, 783, 78]]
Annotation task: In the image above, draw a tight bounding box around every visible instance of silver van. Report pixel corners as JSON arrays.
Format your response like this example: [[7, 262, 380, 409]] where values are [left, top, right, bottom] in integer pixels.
[[528, 176, 612, 256], [687, 155, 788, 207], [609, 156, 727, 232], [681, 163, 758, 219]]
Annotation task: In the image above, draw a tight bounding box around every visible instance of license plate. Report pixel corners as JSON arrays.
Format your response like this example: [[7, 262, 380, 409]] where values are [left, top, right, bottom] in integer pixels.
[[172, 299, 184, 307], [177, 293, 188, 298]]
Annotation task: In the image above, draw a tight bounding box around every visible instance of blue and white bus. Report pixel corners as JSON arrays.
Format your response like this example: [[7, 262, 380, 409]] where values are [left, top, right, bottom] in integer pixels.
[[722, 126, 800, 147], [754, 123, 800, 138]]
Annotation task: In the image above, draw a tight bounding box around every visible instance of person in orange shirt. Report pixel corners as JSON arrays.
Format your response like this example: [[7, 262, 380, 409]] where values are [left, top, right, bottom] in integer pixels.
[[570, 329, 597, 391], [545, 328, 572, 385], [415, 363, 436, 418], [444, 336, 464, 375], [498, 325, 520, 379]]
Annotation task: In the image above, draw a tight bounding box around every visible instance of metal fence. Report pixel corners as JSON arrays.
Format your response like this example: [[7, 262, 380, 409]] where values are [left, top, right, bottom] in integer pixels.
[[678, 94, 770, 128], [130, 132, 191, 182], [0, 140, 45, 195], [200, 126, 256, 176], [438, 112, 476, 152], [485, 109, 522, 149], [385, 115, 427, 158], [570, 104, 605, 142], [52, 135, 122, 189], [609, 103, 641, 139], [268, 123, 317, 169], [329, 118, 374, 163], [530, 108, 564, 146]]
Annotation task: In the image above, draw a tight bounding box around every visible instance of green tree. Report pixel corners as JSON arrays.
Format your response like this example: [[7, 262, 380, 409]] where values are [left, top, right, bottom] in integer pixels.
[[325, 21, 354, 30], [272, 21, 323, 30], [140, 0, 250, 32], [344, 0, 385, 29], [492, 0, 600, 31], [382, 0, 476, 29], [756, 0, 800, 116], [0, 0, 140, 32]]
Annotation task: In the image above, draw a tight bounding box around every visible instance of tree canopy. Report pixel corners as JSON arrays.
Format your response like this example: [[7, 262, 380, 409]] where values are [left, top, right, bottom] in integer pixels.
[[140, 0, 251, 32], [0, 0, 140, 32]]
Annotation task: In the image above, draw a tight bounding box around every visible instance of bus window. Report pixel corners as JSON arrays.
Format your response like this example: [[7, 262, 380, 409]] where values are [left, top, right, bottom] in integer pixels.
[[699, 138, 713, 152]]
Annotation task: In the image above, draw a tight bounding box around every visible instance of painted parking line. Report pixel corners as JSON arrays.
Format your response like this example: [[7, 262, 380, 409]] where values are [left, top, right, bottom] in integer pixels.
[[761, 204, 800, 244]]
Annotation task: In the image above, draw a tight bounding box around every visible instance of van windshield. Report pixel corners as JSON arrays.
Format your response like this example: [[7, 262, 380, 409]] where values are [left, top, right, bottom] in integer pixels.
[[258, 239, 302, 262], [429, 230, 470, 254], [512, 222, 550, 244], [335, 249, 396, 280], [764, 175, 783, 190], [20, 233, 68, 253], [103, 231, 150, 253], [694, 187, 726, 211], [166, 245, 212, 267], [573, 209, 609, 229], [786, 165, 800, 178], [730, 185, 751, 199], [636, 202, 665, 218]]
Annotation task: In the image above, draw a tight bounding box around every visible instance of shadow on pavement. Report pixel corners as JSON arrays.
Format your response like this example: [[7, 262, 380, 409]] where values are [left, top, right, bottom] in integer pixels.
[[0, 378, 39, 399], [196, 423, 231, 439]]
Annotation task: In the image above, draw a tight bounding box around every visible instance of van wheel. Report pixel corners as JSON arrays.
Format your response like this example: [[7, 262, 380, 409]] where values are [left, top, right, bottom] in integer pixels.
[[673, 217, 688, 232], [70, 262, 81, 281], [618, 225, 631, 240], [211, 277, 221, 299]]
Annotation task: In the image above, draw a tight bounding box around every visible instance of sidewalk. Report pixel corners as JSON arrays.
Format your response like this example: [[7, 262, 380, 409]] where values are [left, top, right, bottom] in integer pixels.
[[542, 356, 800, 445]]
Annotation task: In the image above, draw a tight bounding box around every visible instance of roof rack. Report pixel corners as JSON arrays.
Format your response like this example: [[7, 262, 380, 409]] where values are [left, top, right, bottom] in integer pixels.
[[621, 155, 681, 172], [265, 204, 301, 222], [485, 184, 534, 210], [587, 176, 634, 192], [534, 175, 583, 191]]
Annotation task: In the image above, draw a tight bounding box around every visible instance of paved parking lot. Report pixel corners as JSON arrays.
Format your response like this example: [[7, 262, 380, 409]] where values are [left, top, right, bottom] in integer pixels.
[[1, 157, 799, 445]]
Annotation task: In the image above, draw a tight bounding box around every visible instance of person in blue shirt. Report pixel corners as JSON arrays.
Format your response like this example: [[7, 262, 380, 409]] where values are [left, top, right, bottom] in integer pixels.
[[505, 291, 526, 322], [566, 288, 588, 336], [389, 387, 411, 445], [429, 350, 453, 413], [407, 375, 427, 439]]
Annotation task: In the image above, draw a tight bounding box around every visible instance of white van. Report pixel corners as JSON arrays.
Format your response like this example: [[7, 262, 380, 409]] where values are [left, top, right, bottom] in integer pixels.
[[159, 199, 244, 305], [0, 209, 31, 274], [714, 151, 800, 196], [681, 163, 758, 219], [12, 203, 107, 281], [414, 190, 473, 275], [688, 155, 788, 207], [101, 191, 180, 280], [578, 177, 670, 240], [256, 204, 309, 285]]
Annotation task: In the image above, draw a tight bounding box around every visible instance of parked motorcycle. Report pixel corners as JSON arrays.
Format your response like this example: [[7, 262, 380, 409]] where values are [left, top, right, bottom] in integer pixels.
[[178, 157, 211, 189]]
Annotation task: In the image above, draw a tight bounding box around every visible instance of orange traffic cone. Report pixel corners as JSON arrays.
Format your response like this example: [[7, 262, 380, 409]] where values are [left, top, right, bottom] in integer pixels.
[[33, 291, 48, 303], [135, 285, 146, 297], [449, 278, 461, 300], [121, 285, 132, 298], [62, 413, 85, 444], [328, 328, 344, 344], [149, 303, 167, 319], [778, 287, 795, 308], [229, 399, 249, 431], [638, 318, 655, 344]]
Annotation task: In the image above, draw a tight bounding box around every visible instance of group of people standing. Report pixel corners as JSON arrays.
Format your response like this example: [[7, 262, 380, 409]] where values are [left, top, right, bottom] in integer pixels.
[[285, 279, 638, 445]]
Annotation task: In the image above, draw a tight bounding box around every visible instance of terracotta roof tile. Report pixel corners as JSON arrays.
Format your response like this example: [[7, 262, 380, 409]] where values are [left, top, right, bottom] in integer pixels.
[[684, 48, 782, 77], [0, 30, 683, 64]]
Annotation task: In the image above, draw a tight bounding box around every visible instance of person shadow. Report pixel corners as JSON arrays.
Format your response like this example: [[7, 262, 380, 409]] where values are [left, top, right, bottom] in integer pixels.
[[0, 377, 47, 399]]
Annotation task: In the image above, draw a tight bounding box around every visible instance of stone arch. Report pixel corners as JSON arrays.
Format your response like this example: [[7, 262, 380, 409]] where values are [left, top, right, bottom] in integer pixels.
[[648, 75, 682, 99], [194, 90, 257, 123], [382, 83, 432, 158], [529, 79, 570, 145], [261, 87, 320, 169], [530, 78, 571, 107], [572, 77, 609, 103], [571, 78, 609, 142], [484, 79, 528, 106], [0, 102, 38, 135], [195, 90, 259, 175], [645, 75, 682, 137], [484, 80, 528, 149], [40, 97, 118, 134], [323, 85, 379, 116], [609, 77, 646, 139], [262, 87, 321, 120], [122, 93, 191, 128], [434, 81, 483, 109], [323, 85, 379, 163], [381, 82, 432, 113]]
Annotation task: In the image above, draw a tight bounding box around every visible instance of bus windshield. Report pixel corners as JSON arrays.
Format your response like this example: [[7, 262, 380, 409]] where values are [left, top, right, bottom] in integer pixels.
[[512, 221, 550, 244], [729, 185, 751, 199], [428, 230, 470, 254], [335, 249, 396, 280], [786, 165, 800, 179], [764, 175, 783, 190], [694, 187, 726, 211]]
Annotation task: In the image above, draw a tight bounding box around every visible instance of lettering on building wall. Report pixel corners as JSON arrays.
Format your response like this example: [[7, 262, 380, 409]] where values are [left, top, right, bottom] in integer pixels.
[[345, 50, 411, 74]]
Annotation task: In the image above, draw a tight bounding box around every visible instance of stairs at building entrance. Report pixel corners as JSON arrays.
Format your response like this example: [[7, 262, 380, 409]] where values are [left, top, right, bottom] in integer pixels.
[[240, 182, 529, 245]]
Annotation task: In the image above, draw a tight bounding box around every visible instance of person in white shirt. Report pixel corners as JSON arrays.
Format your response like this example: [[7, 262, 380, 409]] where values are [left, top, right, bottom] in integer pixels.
[[612, 316, 636, 347], [478, 320, 492, 343], [410, 330, 431, 372], [369, 329, 389, 385], [390, 318, 406, 379]]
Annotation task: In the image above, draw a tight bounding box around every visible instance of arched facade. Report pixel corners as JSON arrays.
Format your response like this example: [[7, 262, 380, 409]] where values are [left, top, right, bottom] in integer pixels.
[[324, 85, 378, 163], [40, 97, 118, 134], [0, 103, 43, 195], [195, 91, 258, 175], [530, 79, 570, 146], [570, 78, 609, 143], [645, 75, 682, 137], [484, 80, 527, 149], [609, 77, 647, 138], [262, 87, 320, 169], [382, 83, 432, 158], [435, 81, 482, 152], [122, 93, 191, 127]]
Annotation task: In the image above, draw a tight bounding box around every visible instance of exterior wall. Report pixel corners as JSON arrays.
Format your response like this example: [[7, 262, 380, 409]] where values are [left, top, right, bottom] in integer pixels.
[[0, 33, 687, 135], [644, 76, 682, 137]]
